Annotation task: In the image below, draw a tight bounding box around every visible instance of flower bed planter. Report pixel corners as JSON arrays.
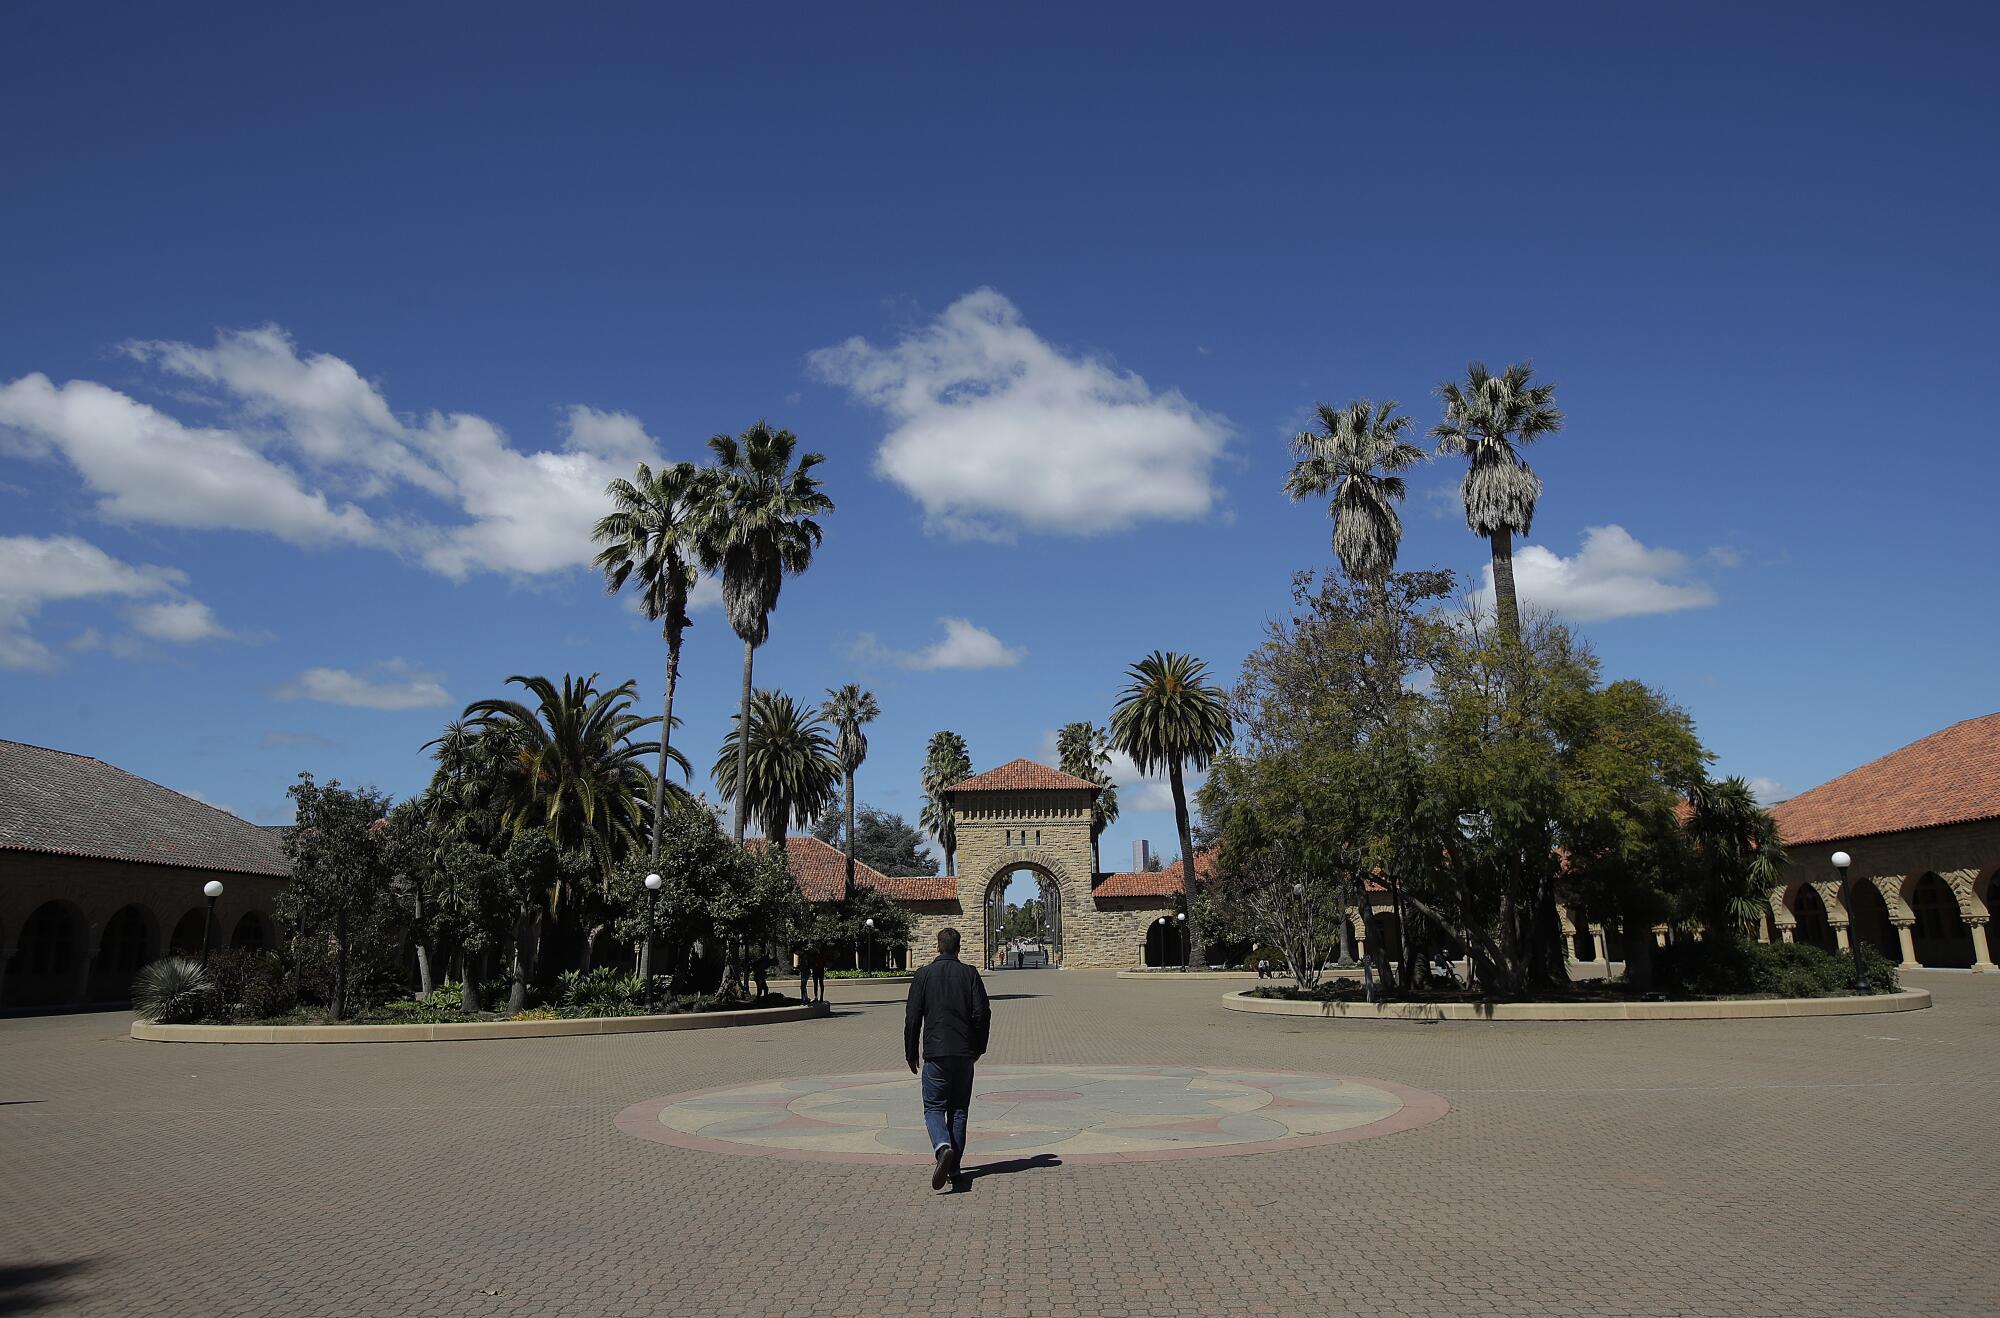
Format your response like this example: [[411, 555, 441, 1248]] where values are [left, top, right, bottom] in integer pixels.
[[1220, 988, 1931, 1022], [131, 999, 830, 1043]]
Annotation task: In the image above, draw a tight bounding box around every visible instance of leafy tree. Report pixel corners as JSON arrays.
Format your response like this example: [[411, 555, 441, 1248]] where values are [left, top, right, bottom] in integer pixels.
[[1284, 400, 1425, 584], [278, 774, 396, 1021], [1431, 361, 1564, 645], [1110, 651, 1233, 968], [712, 689, 841, 851], [919, 731, 972, 875], [594, 459, 706, 863], [1056, 721, 1119, 874], [840, 886, 914, 970], [695, 422, 833, 845], [822, 683, 881, 899], [810, 805, 939, 877]]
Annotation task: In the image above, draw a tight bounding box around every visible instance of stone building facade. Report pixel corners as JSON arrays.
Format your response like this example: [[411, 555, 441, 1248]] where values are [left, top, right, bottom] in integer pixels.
[[1, 740, 289, 1010]]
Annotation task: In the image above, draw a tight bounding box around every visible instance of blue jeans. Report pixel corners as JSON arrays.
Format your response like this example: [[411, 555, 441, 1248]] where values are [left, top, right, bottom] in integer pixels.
[[921, 1056, 974, 1156]]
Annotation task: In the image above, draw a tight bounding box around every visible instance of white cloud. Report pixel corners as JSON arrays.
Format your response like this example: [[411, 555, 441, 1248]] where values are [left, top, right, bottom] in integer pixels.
[[1, 327, 666, 581], [275, 659, 452, 710], [126, 598, 232, 643], [853, 617, 1026, 671], [0, 534, 209, 671], [1746, 776, 1787, 806], [1033, 729, 1184, 815], [1471, 525, 1718, 622], [809, 288, 1232, 540]]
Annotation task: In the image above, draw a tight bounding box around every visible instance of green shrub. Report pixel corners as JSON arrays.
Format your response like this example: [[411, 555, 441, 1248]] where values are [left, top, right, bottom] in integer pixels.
[[204, 947, 297, 1020], [510, 1006, 561, 1021], [557, 967, 647, 1016], [1653, 939, 1899, 998], [358, 998, 468, 1025], [132, 957, 218, 1023]]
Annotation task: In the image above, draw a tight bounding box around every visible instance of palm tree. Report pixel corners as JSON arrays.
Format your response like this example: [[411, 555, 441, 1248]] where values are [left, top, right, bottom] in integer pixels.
[[920, 731, 972, 875], [593, 459, 705, 864], [822, 683, 881, 899], [1684, 777, 1789, 944], [1056, 720, 1119, 875], [1110, 652, 1233, 968], [712, 689, 841, 851], [462, 674, 674, 960], [695, 422, 834, 845], [1430, 361, 1564, 644], [1284, 400, 1425, 584]]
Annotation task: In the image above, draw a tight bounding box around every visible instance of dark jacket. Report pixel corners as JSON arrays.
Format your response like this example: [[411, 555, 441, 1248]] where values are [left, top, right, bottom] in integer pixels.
[[904, 953, 990, 1069]]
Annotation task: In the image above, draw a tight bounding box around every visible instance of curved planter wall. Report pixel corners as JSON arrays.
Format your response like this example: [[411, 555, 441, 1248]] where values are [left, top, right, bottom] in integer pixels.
[[131, 999, 830, 1044], [1220, 987, 1932, 1022]]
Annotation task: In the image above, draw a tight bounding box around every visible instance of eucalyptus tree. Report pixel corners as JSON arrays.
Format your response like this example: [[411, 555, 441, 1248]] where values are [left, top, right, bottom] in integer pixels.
[[696, 422, 834, 845], [712, 689, 841, 852], [1110, 652, 1233, 968], [919, 730, 972, 875], [1284, 399, 1425, 586], [822, 683, 881, 899], [1056, 720, 1119, 875], [1430, 361, 1564, 644], [462, 673, 669, 965], [593, 459, 706, 862]]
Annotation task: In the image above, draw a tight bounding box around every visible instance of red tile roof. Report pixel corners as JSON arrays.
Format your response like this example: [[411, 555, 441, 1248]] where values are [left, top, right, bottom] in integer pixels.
[[1769, 712, 2000, 846], [0, 739, 290, 877], [1093, 848, 1219, 899], [946, 758, 1100, 795], [749, 835, 957, 903]]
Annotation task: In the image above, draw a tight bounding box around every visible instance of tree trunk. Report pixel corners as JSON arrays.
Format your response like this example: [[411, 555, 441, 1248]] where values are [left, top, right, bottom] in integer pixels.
[[415, 942, 433, 1000], [332, 909, 350, 1022], [843, 770, 856, 902], [460, 948, 479, 1013], [1488, 527, 1523, 644], [732, 637, 755, 846], [1169, 762, 1200, 969], [507, 907, 536, 1014], [656, 628, 682, 862]]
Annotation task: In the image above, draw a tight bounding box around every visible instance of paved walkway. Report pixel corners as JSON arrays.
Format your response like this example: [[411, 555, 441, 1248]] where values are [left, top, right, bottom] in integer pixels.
[[3, 970, 1995, 1316]]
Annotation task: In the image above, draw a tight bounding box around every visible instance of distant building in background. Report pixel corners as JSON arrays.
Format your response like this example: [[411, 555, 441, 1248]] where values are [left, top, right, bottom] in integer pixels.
[[1131, 839, 1153, 871]]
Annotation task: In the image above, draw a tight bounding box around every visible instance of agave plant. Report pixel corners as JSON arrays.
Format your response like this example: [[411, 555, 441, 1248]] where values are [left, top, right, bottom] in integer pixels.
[[132, 956, 218, 1024]]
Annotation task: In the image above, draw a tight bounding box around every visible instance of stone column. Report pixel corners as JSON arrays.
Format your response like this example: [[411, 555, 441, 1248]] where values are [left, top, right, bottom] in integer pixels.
[[1966, 918, 1995, 972], [1779, 925, 1795, 943], [1351, 908, 1368, 962], [1892, 920, 1920, 970], [71, 931, 99, 1008], [1833, 921, 1851, 952], [1588, 924, 1608, 963]]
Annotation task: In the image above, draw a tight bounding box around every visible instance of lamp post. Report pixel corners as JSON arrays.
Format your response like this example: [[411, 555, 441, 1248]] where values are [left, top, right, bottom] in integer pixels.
[[1832, 851, 1868, 993], [643, 873, 662, 1010], [863, 917, 875, 973], [199, 880, 224, 965]]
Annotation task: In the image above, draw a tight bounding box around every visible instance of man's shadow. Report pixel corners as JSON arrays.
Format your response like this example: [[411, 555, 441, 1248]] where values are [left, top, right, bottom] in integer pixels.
[[950, 1153, 1061, 1194]]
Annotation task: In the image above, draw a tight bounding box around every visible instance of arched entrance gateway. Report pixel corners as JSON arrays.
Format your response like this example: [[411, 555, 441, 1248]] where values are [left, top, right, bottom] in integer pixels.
[[920, 759, 1184, 969]]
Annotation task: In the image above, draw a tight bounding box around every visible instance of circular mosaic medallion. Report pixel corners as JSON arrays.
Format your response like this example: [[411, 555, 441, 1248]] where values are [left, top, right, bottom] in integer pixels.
[[615, 1065, 1447, 1164]]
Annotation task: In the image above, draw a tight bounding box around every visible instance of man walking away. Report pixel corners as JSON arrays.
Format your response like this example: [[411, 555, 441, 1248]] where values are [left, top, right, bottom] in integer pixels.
[[905, 927, 990, 1191]]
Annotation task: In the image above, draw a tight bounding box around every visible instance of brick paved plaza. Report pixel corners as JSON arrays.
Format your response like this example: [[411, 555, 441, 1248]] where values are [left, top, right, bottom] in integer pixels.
[[4, 970, 1995, 1316]]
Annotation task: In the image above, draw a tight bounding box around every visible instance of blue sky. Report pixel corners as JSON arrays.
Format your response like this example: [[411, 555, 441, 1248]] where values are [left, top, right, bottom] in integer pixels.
[[2, 3, 1995, 866]]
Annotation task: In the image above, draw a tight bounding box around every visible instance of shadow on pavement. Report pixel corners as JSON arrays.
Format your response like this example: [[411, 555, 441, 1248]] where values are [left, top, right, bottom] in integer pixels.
[[952, 1153, 1062, 1193], [0, 1260, 95, 1314]]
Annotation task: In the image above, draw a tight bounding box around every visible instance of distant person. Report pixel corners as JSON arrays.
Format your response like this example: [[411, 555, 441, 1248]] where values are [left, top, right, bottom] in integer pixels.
[[798, 949, 812, 1003], [752, 953, 769, 1002], [811, 947, 826, 1002], [904, 927, 991, 1192]]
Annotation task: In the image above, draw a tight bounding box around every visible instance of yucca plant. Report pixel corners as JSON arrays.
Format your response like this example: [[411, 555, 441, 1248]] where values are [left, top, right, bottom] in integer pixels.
[[132, 957, 218, 1024]]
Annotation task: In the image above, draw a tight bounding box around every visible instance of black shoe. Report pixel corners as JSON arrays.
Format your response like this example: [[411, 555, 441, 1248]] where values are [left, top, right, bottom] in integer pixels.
[[931, 1145, 958, 1190]]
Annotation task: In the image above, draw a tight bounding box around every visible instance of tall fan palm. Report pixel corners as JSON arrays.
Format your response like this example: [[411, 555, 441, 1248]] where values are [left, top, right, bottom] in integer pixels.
[[1430, 361, 1564, 644], [593, 459, 705, 863], [712, 690, 841, 851], [461, 674, 672, 903], [920, 731, 972, 876], [1110, 652, 1233, 968], [822, 683, 881, 899], [1056, 720, 1120, 875], [1284, 400, 1425, 584], [696, 422, 834, 845]]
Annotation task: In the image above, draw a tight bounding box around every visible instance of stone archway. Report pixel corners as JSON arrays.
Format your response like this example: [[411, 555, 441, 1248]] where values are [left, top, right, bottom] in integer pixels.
[[982, 863, 1063, 969]]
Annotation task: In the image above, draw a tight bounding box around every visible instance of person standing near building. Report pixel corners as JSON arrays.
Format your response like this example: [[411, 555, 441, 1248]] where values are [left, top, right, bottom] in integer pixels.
[[904, 927, 990, 1191]]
